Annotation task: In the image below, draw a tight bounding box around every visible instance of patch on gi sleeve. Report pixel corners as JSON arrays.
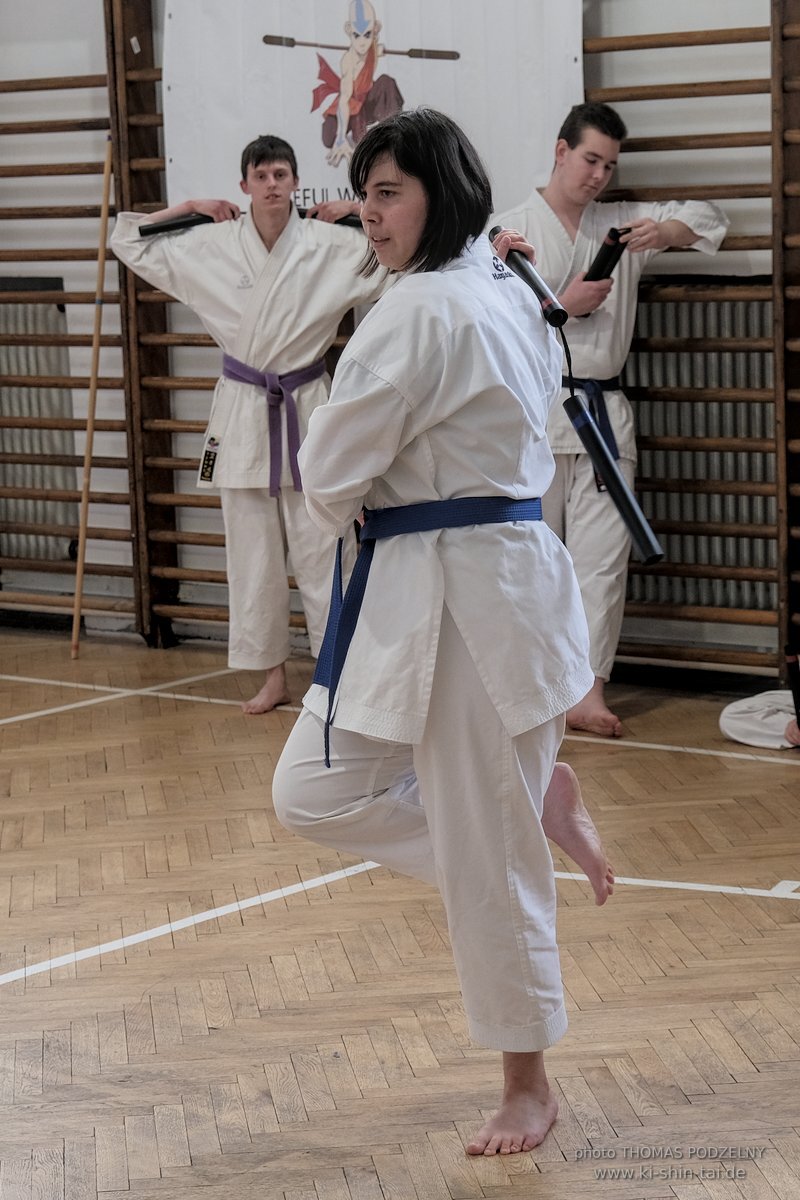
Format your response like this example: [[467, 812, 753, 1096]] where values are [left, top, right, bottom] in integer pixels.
[[200, 436, 220, 482]]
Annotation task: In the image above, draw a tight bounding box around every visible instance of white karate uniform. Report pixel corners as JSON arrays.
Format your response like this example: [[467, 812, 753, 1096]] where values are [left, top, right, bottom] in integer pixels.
[[719, 691, 799, 750], [111, 207, 386, 665], [493, 191, 729, 678], [273, 236, 594, 1051]]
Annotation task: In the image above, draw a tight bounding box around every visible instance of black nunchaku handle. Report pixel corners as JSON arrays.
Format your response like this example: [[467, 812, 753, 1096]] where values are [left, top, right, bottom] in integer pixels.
[[562, 393, 663, 564], [583, 226, 630, 282], [299, 206, 362, 228], [488, 226, 568, 327], [138, 207, 362, 237], [138, 213, 214, 236]]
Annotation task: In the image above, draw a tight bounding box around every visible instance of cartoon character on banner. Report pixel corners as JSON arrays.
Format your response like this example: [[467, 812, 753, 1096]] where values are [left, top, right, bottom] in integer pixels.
[[313, 0, 403, 167], [264, 1, 459, 172]]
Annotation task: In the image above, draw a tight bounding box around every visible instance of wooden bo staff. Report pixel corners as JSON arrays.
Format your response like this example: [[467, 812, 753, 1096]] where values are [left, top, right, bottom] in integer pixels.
[[262, 34, 459, 60], [70, 134, 113, 658]]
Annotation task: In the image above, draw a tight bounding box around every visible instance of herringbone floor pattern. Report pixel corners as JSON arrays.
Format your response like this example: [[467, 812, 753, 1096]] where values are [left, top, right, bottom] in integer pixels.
[[1, 628, 799, 1199]]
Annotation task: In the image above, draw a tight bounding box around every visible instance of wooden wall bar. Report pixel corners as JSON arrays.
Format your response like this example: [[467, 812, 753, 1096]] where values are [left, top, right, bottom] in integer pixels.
[[0, 42, 136, 624], [777, 3, 800, 641], [1, 3, 795, 678], [104, 0, 179, 646], [583, 10, 781, 671]]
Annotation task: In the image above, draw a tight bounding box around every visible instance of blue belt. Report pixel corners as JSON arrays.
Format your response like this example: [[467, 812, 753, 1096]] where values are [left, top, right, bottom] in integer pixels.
[[562, 375, 621, 461], [313, 495, 543, 765]]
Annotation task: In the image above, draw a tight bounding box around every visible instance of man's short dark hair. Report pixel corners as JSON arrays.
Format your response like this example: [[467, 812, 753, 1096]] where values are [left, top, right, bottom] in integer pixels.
[[240, 135, 298, 180], [349, 107, 493, 275], [557, 102, 627, 148]]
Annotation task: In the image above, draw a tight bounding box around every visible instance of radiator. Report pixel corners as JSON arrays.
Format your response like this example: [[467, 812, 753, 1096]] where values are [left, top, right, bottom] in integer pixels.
[[623, 291, 776, 614], [0, 286, 78, 560]]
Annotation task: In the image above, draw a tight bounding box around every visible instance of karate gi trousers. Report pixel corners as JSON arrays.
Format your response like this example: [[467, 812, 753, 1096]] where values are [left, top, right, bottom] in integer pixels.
[[542, 452, 636, 682], [273, 606, 568, 1053], [221, 486, 337, 669]]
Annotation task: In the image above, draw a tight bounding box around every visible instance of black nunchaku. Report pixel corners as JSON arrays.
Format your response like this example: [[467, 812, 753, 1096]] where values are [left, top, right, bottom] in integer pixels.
[[138, 206, 362, 237], [489, 226, 664, 566], [583, 226, 630, 281], [576, 227, 630, 316]]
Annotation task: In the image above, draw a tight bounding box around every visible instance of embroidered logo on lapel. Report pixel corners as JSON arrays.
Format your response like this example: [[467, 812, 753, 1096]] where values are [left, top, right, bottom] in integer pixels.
[[491, 255, 514, 281]]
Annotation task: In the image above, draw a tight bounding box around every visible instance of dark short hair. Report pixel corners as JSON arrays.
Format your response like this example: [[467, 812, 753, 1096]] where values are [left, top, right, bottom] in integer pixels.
[[349, 107, 493, 275], [240, 135, 298, 180], [557, 102, 627, 148]]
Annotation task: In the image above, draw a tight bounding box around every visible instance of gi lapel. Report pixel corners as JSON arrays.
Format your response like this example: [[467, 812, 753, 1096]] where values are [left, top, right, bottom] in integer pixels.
[[231, 207, 301, 365], [531, 190, 584, 294]]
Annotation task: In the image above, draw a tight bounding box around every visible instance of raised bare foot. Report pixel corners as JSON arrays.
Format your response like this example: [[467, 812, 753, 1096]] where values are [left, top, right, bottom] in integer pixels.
[[467, 1052, 558, 1155], [567, 676, 622, 737], [543, 762, 614, 905], [241, 664, 290, 714]]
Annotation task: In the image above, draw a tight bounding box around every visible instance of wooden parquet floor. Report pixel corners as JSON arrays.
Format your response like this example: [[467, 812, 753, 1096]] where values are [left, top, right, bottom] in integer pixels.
[[1, 627, 799, 1200]]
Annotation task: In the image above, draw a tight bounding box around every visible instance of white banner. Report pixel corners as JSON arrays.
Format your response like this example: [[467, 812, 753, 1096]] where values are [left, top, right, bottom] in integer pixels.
[[162, 0, 583, 214]]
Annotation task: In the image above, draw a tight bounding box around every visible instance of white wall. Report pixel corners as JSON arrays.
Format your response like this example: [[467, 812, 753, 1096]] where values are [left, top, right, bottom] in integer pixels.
[[1, 0, 772, 648]]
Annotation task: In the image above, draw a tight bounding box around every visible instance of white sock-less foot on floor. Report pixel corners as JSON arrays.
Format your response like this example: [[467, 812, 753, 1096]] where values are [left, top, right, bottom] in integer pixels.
[[241, 663, 291, 714], [566, 676, 622, 737], [467, 1051, 558, 1155]]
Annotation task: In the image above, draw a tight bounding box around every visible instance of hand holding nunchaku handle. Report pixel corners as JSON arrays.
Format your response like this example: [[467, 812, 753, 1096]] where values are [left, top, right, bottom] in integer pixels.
[[488, 226, 569, 330], [489, 227, 664, 566], [138, 207, 363, 237], [583, 226, 630, 281]]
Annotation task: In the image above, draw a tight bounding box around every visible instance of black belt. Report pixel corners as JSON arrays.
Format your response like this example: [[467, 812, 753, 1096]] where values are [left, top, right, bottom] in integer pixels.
[[561, 375, 621, 461]]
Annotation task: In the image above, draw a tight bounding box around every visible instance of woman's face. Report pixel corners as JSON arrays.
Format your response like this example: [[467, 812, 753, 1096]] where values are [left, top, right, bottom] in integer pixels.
[[359, 154, 429, 271]]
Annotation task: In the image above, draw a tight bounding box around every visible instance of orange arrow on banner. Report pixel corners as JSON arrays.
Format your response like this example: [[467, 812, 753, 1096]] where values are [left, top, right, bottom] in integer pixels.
[[262, 34, 459, 60]]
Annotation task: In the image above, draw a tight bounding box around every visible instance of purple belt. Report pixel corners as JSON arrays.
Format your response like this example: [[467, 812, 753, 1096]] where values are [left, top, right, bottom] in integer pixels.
[[222, 353, 325, 496]]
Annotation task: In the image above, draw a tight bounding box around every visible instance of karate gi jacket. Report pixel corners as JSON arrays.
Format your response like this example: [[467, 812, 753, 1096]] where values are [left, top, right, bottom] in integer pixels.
[[111, 207, 387, 489], [719, 691, 798, 750], [492, 191, 729, 459], [299, 236, 594, 745]]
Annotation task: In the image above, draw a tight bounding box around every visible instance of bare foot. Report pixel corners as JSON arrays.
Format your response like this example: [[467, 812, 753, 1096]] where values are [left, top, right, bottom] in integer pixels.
[[543, 763, 614, 905], [567, 676, 622, 737], [241, 664, 291, 714], [467, 1051, 558, 1155]]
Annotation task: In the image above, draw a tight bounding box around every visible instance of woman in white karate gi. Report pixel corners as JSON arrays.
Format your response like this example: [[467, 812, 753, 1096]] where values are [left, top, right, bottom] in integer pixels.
[[273, 108, 603, 1156]]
